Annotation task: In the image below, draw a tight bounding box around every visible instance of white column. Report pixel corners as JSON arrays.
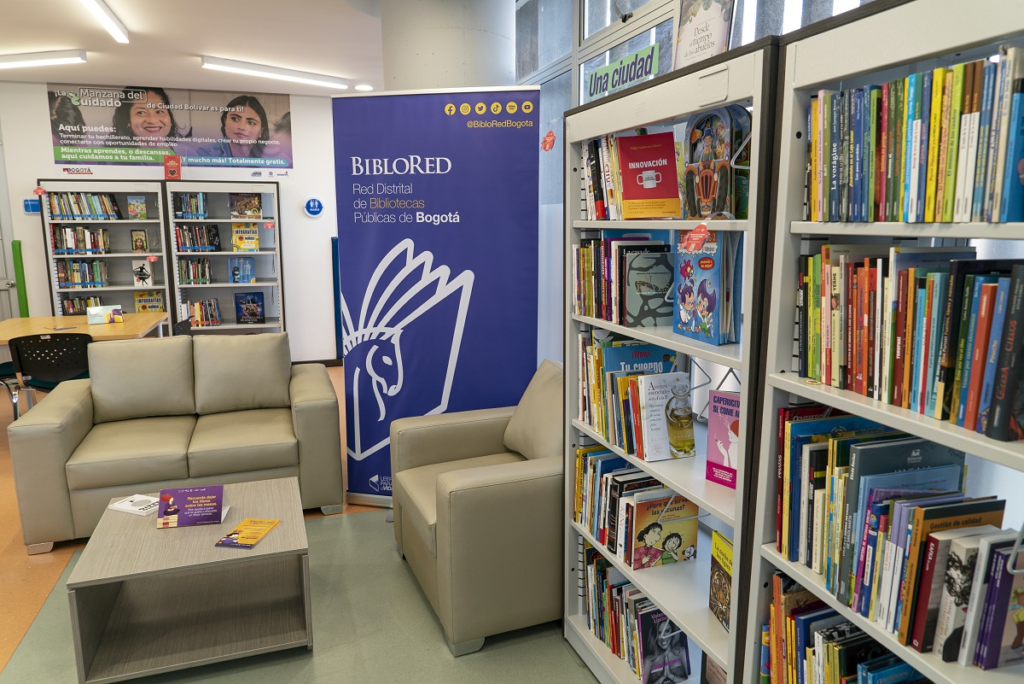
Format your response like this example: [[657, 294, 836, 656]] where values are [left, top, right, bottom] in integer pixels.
[[379, 0, 515, 90]]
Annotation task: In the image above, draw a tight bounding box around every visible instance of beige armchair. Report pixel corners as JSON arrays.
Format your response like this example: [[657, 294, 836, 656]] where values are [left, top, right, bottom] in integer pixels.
[[390, 359, 563, 656]]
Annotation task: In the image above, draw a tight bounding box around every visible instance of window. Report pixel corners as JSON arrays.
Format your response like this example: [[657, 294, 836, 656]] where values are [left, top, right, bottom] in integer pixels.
[[583, 0, 660, 39], [516, 0, 573, 81], [579, 18, 673, 105]]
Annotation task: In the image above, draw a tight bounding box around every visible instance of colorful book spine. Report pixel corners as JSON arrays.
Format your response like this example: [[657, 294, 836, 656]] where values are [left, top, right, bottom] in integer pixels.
[[977, 277, 1011, 433]]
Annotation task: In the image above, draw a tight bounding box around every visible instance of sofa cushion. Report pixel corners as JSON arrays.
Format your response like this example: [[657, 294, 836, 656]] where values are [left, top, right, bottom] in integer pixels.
[[394, 452, 523, 557], [66, 416, 196, 490], [193, 333, 291, 415], [503, 360, 563, 460], [90, 337, 195, 424], [187, 408, 298, 478]]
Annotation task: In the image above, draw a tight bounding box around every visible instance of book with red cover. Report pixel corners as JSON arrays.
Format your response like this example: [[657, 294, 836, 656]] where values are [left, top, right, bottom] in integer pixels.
[[963, 283, 997, 429], [616, 133, 681, 219], [893, 270, 910, 407]]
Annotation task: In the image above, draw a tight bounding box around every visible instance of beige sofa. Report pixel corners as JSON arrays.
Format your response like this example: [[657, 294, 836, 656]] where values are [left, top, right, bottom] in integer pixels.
[[8, 332, 343, 554], [390, 359, 563, 656]]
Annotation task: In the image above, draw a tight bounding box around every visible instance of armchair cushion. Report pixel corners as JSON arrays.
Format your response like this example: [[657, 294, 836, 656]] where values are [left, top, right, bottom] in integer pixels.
[[89, 337, 195, 424], [187, 408, 297, 478], [394, 452, 523, 557], [65, 415, 196, 490], [503, 359, 563, 460], [193, 333, 291, 415]]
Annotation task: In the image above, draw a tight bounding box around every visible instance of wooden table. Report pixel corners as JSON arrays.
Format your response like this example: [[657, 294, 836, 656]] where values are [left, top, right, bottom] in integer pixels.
[[66, 478, 312, 683], [0, 311, 168, 344]]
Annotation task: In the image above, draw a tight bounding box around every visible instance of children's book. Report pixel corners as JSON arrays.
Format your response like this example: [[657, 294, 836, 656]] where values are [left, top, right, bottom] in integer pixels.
[[132, 259, 153, 287], [126, 196, 147, 220], [134, 290, 164, 313], [234, 292, 265, 324], [673, 0, 733, 69], [630, 490, 699, 569], [674, 228, 742, 345], [229, 193, 262, 219], [156, 486, 229, 528], [706, 389, 739, 488], [130, 229, 148, 253], [228, 256, 256, 284], [215, 518, 280, 549], [681, 105, 751, 219], [231, 223, 259, 251], [709, 530, 733, 631], [637, 371, 695, 461], [616, 132, 681, 219]]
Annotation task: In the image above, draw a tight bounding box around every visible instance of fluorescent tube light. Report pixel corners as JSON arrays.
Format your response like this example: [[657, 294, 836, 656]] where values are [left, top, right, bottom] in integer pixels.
[[78, 0, 129, 44], [201, 56, 349, 90], [0, 50, 87, 70], [355, 84, 374, 92]]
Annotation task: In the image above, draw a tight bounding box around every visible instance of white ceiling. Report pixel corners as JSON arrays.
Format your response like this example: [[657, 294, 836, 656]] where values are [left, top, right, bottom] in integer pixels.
[[0, 0, 383, 96]]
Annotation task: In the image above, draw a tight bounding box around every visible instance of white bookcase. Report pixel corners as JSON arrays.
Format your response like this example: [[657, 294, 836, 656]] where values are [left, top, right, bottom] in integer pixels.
[[563, 39, 778, 684], [164, 181, 284, 333], [744, 2, 1024, 683], [39, 179, 171, 332]]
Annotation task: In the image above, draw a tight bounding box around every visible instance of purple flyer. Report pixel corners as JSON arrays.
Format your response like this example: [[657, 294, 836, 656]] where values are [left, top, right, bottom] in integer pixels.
[[157, 485, 226, 528]]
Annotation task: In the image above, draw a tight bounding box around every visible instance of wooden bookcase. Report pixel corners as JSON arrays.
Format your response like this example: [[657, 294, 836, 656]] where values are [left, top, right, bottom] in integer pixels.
[[38, 179, 172, 333], [562, 38, 778, 684], [163, 181, 284, 333], [743, 2, 1024, 683]]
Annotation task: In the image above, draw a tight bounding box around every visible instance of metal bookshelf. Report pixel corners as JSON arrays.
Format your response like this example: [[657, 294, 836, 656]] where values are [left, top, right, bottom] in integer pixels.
[[563, 38, 778, 684], [164, 181, 284, 334], [38, 179, 171, 330], [744, 2, 1024, 683]]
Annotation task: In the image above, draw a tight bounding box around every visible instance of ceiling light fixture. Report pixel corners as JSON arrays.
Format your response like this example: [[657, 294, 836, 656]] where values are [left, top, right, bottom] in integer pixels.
[[355, 84, 374, 92], [0, 50, 88, 70], [201, 56, 349, 90], [78, 0, 129, 43]]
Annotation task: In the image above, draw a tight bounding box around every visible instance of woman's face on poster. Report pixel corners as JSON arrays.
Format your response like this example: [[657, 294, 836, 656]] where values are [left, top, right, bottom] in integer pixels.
[[225, 107, 262, 144], [129, 93, 172, 138]]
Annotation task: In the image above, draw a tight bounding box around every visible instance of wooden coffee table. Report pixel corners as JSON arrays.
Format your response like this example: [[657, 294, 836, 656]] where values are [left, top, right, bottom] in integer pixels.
[[66, 478, 312, 684]]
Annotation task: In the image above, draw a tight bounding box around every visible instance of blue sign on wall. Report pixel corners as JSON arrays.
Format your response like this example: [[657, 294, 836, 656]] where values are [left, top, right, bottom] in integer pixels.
[[333, 89, 539, 498], [304, 198, 324, 217]]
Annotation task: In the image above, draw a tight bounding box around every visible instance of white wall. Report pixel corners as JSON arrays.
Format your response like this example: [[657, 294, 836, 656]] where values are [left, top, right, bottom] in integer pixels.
[[0, 82, 337, 362]]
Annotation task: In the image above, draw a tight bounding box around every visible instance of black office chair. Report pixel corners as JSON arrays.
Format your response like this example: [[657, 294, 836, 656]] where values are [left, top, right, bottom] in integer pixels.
[[7, 333, 92, 419]]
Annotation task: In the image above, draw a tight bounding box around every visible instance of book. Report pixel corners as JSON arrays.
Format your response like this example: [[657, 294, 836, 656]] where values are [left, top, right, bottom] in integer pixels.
[[978, 277, 1012, 433], [215, 518, 280, 549], [131, 259, 153, 287], [1000, 76, 1024, 222], [673, 0, 733, 69], [234, 292, 266, 324], [630, 490, 699, 569], [228, 257, 256, 284], [108, 494, 159, 516], [977, 545, 1024, 669], [638, 608, 691, 682], [681, 107, 751, 219], [674, 228, 742, 345], [130, 229, 148, 253], [231, 223, 259, 252], [229, 192, 262, 219], [706, 389, 739, 489], [622, 250, 673, 327], [934, 531, 996, 661], [126, 195, 147, 220], [637, 372, 695, 461], [156, 486, 229, 528], [710, 530, 733, 631], [616, 132, 681, 219], [134, 290, 164, 313], [987, 264, 1024, 440]]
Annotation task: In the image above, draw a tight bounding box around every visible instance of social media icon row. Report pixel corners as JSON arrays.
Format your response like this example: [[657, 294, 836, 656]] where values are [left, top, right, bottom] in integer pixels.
[[444, 101, 534, 116]]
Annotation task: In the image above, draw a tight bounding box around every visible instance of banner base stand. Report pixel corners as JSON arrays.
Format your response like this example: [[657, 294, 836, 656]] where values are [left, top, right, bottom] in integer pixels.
[[347, 493, 393, 509]]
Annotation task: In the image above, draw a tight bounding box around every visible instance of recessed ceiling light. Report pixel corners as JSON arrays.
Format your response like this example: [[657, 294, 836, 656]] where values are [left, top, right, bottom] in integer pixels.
[[78, 0, 129, 44], [355, 84, 374, 92], [201, 56, 349, 90], [0, 50, 88, 70]]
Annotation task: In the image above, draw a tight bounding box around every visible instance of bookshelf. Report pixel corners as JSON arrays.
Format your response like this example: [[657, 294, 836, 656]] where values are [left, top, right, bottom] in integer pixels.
[[38, 179, 171, 330], [164, 181, 284, 333], [563, 38, 778, 684], [744, 2, 1024, 683]]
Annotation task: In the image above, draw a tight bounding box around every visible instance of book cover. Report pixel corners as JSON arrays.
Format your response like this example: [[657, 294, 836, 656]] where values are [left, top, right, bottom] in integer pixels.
[[963, 283, 998, 429], [130, 229, 148, 253], [935, 532, 992, 661], [623, 250, 673, 328], [234, 292, 265, 324], [978, 546, 1024, 669], [674, 229, 738, 345], [709, 530, 733, 631], [229, 193, 262, 219], [986, 264, 1024, 441], [977, 277, 1011, 433], [231, 223, 259, 252], [215, 518, 280, 549], [156, 485, 228, 528], [131, 259, 153, 287], [134, 290, 164, 313], [631, 491, 699, 569], [638, 608, 691, 682], [706, 389, 740, 489], [682, 109, 734, 219], [673, 0, 732, 69], [1000, 78, 1024, 222], [637, 372, 695, 461], [126, 195, 147, 220], [228, 257, 256, 284], [616, 132, 681, 219]]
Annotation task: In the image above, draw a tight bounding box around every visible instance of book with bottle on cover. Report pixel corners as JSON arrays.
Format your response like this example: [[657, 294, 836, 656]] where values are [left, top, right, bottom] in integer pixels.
[[637, 371, 695, 462]]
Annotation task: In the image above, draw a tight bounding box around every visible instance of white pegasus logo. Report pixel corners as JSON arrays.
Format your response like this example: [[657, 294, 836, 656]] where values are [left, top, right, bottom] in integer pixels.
[[341, 238, 473, 462]]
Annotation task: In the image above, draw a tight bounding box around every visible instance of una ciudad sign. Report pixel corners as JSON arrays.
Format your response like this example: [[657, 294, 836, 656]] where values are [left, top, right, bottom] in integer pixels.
[[586, 44, 660, 100]]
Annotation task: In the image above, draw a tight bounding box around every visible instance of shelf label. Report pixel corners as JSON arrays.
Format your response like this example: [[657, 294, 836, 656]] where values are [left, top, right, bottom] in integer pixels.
[[683, 223, 710, 252], [23, 199, 40, 214]]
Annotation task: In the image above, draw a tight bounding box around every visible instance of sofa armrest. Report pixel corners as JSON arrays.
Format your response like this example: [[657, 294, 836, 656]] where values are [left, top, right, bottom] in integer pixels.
[[434, 457, 563, 643], [290, 364, 343, 509], [8, 379, 93, 545], [390, 407, 516, 475]]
